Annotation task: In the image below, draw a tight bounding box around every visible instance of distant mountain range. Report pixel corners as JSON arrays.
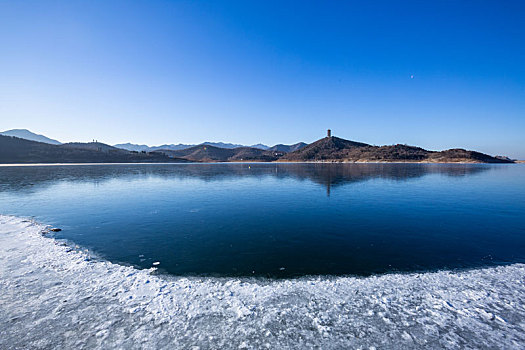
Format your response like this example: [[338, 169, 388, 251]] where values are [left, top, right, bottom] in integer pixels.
[[158, 145, 285, 162], [113, 142, 273, 152], [0, 129, 62, 145], [267, 143, 308, 153], [1, 129, 307, 153], [0, 129, 513, 164]]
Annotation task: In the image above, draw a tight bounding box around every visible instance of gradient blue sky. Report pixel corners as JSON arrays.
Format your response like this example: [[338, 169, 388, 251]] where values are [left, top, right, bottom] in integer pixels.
[[1, 1, 524, 157]]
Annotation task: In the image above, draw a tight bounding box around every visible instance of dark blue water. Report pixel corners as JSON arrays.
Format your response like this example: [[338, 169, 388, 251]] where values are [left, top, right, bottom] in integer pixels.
[[0, 163, 524, 277]]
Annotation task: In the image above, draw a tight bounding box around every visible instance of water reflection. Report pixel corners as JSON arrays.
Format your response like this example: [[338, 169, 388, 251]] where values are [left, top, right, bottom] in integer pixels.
[[0, 163, 491, 195], [1, 163, 521, 277]]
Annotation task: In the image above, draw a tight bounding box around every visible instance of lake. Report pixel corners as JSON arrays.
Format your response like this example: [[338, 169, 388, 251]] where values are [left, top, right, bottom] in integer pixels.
[[1, 163, 524, 278]]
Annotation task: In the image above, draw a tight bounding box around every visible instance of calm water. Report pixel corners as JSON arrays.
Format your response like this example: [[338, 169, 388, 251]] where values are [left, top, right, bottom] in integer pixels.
[[0, 163, 524, 277]]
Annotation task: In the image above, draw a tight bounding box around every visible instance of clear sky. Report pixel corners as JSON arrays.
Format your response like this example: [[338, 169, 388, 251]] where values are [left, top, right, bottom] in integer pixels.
[[1, 1, 524, 158]]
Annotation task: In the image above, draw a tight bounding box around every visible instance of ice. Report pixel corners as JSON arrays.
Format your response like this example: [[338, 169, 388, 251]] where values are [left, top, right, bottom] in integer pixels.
[[1, 215, 525, 349]]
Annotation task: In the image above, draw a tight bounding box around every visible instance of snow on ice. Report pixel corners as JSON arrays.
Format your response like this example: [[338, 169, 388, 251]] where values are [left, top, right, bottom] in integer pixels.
[[1, 215, 524, 349]]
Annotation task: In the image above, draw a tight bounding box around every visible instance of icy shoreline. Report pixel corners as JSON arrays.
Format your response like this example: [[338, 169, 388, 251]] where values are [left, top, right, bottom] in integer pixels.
[[1, 215, 524, 349]]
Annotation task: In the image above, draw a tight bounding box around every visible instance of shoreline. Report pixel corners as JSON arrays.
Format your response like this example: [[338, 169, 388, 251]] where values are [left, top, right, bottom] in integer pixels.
[[1, 214, 524, 349], [0, 160, 519, 166]]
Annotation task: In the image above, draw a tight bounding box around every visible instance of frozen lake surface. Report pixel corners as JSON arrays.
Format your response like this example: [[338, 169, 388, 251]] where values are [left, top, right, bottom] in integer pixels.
[[0, 163, 524, 277], [1, 163, 525, 349], [1, 216, 525, 349]]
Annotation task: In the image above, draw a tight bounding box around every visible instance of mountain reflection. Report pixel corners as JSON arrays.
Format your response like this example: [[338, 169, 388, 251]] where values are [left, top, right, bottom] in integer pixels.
[[0, 163, 492, 194]]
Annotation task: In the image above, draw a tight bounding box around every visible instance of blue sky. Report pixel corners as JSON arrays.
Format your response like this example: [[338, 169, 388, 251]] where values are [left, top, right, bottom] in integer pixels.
[[1, 1, 524, 158]]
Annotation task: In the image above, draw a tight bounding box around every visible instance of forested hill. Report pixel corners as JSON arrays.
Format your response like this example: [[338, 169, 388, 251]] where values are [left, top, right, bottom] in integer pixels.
[[0, 135, 189, 163]]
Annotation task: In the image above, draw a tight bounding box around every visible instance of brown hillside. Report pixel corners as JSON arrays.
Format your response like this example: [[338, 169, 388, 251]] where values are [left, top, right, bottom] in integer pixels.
[[281, 136, 512, 163], [159, 145, 283, 162]]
